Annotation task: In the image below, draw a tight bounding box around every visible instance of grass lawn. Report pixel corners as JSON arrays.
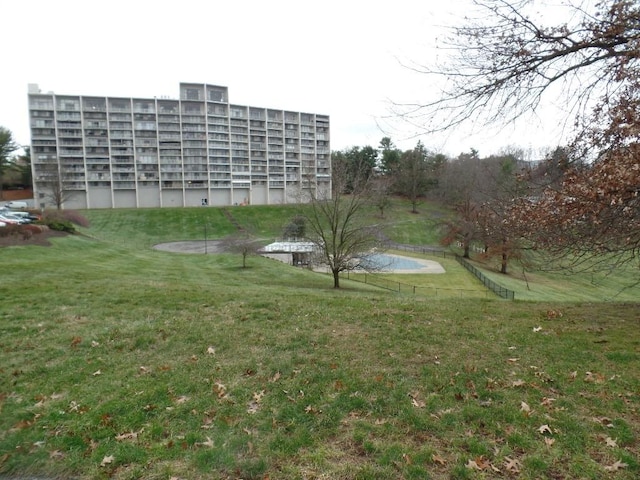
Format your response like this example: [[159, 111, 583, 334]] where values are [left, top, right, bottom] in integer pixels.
[[0, 204, 638, 479]]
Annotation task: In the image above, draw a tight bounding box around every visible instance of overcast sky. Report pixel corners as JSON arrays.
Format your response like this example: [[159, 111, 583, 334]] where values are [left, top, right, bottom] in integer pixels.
[[2, 0, 567, 158]]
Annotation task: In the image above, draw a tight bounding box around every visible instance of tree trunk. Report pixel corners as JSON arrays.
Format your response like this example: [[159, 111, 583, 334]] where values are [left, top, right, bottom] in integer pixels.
[[463, 243, 470, 259], [500, 239, 508, 274], [332, 269, 340, 288]]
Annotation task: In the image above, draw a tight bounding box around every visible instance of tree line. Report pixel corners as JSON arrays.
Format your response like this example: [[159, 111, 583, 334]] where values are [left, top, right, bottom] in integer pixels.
[[0, 128, 31, 198], [330, 140, 563, 275]]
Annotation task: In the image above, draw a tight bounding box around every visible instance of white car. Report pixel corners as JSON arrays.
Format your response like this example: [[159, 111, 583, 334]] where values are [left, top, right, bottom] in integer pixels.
[[5, 201, 28, 209]]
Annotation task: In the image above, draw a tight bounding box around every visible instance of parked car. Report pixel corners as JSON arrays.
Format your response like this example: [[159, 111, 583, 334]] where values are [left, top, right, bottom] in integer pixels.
[[5, 201, 28, 209], [0, 213, 28, 225], [6, 210, 33, 221]]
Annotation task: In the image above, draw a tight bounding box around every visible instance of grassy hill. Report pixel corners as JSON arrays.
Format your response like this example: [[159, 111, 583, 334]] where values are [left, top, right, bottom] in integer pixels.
[[0, 201, 638, 479]]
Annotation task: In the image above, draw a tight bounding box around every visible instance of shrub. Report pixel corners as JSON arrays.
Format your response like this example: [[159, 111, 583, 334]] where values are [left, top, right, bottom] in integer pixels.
[[41, 219, 76, 233], [22, 224, 45, 235], [61, 210, 90, 228], [39, 210, 89, 233], [0, 224, 21, 238]]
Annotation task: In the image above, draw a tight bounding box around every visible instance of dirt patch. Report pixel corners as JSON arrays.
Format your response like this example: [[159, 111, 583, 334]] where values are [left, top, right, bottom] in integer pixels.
[[0, 229, 70, 247]]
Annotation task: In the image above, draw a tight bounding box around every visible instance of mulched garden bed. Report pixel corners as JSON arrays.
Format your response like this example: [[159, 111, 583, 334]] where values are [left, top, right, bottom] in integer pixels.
[[0, 227, 69, 247]]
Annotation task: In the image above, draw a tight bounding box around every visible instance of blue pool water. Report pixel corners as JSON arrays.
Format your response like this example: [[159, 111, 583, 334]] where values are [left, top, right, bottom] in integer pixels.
[[361, 254, 425, 271]]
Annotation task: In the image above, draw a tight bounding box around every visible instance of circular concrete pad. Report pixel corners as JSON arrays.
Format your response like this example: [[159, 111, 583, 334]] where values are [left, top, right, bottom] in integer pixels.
[[152, 240, 224, 254]]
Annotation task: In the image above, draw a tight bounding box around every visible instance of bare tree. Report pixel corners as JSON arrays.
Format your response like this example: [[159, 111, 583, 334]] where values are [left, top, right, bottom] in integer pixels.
[[220, 229, 263, 268], [402, 0, 639, 131], [437, 150, 483, 257], [303, 161, 384, 288], [37, 162, 74, 210], [371, 176, 393, 218], [405, 0, 640, 268]]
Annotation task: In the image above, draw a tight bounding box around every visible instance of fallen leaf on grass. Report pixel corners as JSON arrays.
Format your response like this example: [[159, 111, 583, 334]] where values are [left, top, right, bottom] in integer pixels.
[[520, 401, 531, 415], [544, 437, 556, 447], [546, 309, 563, 319], [540, 397, 556, 407], [504, 456, 521, 473], [466, 456, 490, 470], [585, 371, 605, 383], [604, 460, 628, 472], [269, 371, 281, 383], [100, 455, 114, 467], [592, 416, 614, 427], [432, 453, 446, 465], [174, 396, 189, 405], [49, 450, 65, 459], [466, 459, 482, 470], [206, 346, 216, 355], [533, 326, 542, 332], [115, 431, 139, 441], [92, 370, 102, 376], [213, 382, 227, 399], [196, 436, 214, 448], [538, 424, 552, 435], [605, 436, 618, 448], [305, 405, 320, 414], [247, 402, 260, 414]]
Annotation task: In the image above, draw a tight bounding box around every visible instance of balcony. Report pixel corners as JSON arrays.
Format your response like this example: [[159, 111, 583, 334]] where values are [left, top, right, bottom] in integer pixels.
[[30, 100, 54, 110], [59, 149, 83, 156], [88, 173, 111, 181], [113, 181, 136, 189], [162, 181, 183, 189], [161, 172, 183, 180], [110, 132, 134, 139], [185, 181, 207, 188]]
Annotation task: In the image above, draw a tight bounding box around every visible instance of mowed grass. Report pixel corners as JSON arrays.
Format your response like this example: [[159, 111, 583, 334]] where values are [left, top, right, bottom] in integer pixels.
[[467, 254, 640, 303], [0, 203, 638, 479]]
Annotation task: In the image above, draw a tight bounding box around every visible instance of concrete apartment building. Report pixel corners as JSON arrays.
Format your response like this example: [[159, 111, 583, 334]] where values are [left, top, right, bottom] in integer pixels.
[[28, 82, 331, 209]]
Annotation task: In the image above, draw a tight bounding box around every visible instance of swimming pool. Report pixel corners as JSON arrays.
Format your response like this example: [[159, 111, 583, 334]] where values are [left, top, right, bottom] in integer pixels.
[[360, 253, 431, 271]]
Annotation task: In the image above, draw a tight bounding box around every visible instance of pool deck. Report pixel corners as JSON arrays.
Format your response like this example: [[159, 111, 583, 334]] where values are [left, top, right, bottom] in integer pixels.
[[377, 253, 446, 274]]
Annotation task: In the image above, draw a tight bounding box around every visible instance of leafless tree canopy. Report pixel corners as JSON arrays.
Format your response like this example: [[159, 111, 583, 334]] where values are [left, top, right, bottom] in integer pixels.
[[401, 0, 640, 133], [303, 161, 385, 288], [399, 0, 640, 272]]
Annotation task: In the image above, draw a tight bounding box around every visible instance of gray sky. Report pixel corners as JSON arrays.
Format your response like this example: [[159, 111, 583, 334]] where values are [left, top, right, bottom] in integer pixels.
[[2, 0, 566, 158]]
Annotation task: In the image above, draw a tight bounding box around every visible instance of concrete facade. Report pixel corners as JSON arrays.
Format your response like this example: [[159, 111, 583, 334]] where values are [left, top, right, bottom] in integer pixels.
[[28, 83, 331, 209]]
